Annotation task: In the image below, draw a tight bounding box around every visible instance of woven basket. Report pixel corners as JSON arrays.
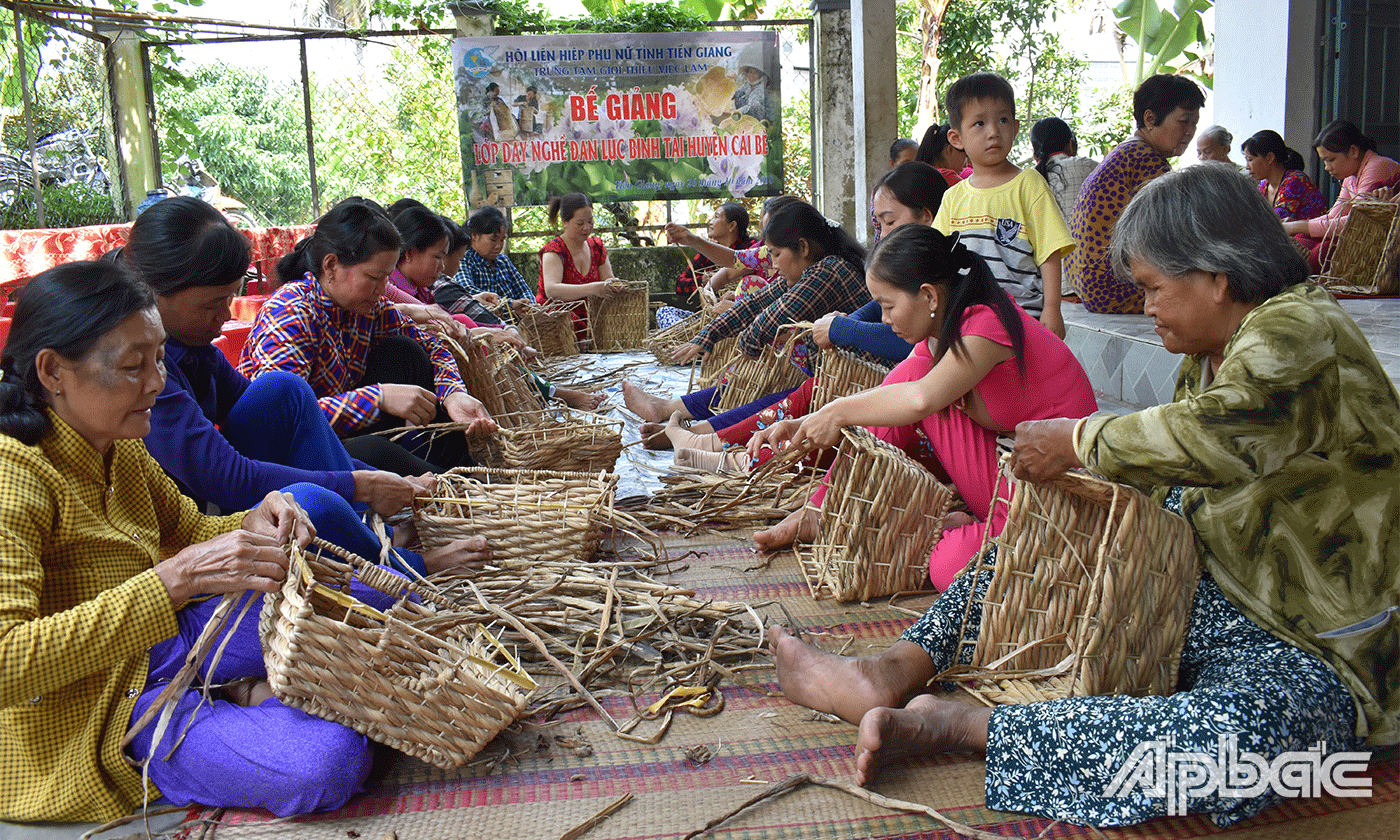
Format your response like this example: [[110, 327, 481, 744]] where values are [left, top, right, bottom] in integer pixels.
[[1317, 199, 1400, 295], [940, 466, 1200, 704], [696, 336, 740, 386], [260, 539, 536, 768], [467, 407, 624, 474], [448, 337, 546, 427], [415, 467, 618, 563], [795, 427, 959, 601], [811, 348, 890, 411], [712, 332, 809, 413], [645, 308, 712, 365], [585, 280, 651, 352], [514, 302, 579, 357]]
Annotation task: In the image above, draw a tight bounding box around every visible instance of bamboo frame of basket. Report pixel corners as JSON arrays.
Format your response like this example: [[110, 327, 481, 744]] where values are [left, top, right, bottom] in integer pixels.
[[810, 348, 891, 411], [644, 308, 713, 365], [711, 329, 810, 413], [695, 335, 740, 386], [515, 301, 579, 357], [1317, 198, 1400, 295], [414, 467, 618, 563], [782, 427, 959, 601], [938, 465, 1200, 704], [447, 337, 546, 428], [585, 280, 651, 352], [260, 538, 536, 769], [467, 407, 624, 474]]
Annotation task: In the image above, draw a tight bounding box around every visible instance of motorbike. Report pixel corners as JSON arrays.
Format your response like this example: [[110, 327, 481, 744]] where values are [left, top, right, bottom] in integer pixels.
[[137, 155, 264, 228], [0, 127, 112, 208]]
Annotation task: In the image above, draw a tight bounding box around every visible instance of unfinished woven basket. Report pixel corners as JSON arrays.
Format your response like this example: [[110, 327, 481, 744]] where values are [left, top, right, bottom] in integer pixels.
[[811, 348, 890, 411], [940, 465, 1200, 704], [1317, 199, 1400, 295], [696, 335, 740, 386], [711, 332, 809, 413], [414, 467, 618, 563], [585, 280, 651, 352], [448, 337, 546, 427], [514, 301, 579, 357], [795, 426, 959, 601], [468, 407, 624, 473], [260, 539, 536, 769], [645, 308, 712, 365]]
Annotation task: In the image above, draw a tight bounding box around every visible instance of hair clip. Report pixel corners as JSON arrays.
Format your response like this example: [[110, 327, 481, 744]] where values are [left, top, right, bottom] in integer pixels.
[[825, 217, 840, 229], [957, 266, 972, 276]]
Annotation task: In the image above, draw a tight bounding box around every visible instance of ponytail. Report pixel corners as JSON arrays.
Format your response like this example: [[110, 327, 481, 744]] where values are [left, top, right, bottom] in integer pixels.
[[868, 225, 1026, 377], [1240, 130, 1306, 173], [1031, 117, 1075, 183], [762, 200, 866, 275], [277, 197, 401, 285]]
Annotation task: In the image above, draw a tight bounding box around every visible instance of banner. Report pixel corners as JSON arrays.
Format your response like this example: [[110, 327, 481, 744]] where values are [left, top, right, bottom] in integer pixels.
[[452, 31, 782, 208]]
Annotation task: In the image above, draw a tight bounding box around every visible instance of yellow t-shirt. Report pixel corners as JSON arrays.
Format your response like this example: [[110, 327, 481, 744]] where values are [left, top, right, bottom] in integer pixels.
[[933, 168, 1074, 314]]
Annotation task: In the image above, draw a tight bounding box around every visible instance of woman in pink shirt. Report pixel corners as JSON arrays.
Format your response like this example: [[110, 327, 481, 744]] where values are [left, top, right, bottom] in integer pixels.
[[1282, 120, 1400, 272]]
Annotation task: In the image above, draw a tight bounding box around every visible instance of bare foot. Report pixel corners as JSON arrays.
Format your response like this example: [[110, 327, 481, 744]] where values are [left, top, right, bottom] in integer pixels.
[[640, 422, 672, 450], [854, 694, 991, 786], [770, 627, 933, 724], [665, 411, 722, 451], [423, 536, 491, 573], [621, 381, 685, 423], [559, 387, 605, 410], [753, 505, 819, 552], [942, 510, 975, 531], [224, 678, 275, 707]]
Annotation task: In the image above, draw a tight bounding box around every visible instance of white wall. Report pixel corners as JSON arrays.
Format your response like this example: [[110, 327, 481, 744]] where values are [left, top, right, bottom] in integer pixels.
[[1213, 0, 1320, 162]]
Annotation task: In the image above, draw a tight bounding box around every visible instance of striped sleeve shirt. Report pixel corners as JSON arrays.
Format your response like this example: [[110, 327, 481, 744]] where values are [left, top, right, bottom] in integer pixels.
[[237, 273, 468, 434]]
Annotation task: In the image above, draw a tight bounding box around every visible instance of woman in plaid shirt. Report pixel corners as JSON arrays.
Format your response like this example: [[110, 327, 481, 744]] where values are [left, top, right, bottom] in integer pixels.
[[239, 199, 494, 469]]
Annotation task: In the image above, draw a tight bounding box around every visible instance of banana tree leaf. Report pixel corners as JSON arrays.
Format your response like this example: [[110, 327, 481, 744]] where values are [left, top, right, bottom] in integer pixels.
[[1144, 2, 1210, 76], [1114, 0, 1165, 44]]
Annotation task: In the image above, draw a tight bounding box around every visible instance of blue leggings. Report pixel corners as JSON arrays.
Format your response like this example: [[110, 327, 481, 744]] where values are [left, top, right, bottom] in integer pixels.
[[680, 383, 799, 428], [128, 484, 419, 816], [221, 371, 356, 474]]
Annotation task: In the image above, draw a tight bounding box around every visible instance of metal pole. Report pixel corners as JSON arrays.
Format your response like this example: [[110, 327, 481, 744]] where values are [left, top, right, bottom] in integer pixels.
[[12, 4, 43, 226], [299, 36, 321, 217]]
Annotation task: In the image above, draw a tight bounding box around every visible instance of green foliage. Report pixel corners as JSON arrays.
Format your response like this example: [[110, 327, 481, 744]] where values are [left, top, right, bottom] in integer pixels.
[[1113, 0, 1212, 85], [155, 62, 313, 221], [0, 181, 122, 229], [496, 0, 710, 35]]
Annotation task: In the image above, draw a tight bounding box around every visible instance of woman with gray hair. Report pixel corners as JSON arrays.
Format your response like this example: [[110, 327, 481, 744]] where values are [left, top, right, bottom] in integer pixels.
[[768, 162, 1400, 827], [1195, 124, 1234, 163]]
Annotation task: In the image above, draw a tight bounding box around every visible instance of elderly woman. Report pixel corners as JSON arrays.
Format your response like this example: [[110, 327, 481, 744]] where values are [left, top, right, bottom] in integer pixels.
[[1195, 124, 1235, 163], [0, 261, 402, 823], [769, 163, 1399, 827], [1063, 74, 1204, 313]]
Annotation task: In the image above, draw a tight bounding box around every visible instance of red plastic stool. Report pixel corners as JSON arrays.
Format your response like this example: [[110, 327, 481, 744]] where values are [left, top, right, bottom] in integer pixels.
[[218, 321, 253, 365], [230, 295, 269, 322]]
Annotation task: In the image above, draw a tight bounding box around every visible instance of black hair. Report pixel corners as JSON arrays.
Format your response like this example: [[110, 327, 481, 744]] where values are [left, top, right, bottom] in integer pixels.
[[717, 201, 750, 239], [944, 72, 1016, 131], [547, 192, 592, 227], [467, 205, 509, 237], [0, 261, 157, 446], [1313, 119, 1377, 155], [441, 215, 469, 253], [888, 138, 918, 163], [916, 123, 956, 168], [1031, 117, 1076, 181], [1132, 74, 1205, 129], [762, 200, 865, 274], [873, 161, 949, 219], [760, 194, 800, 218], [867, 224, 1025, 376], [386, 197, 429, 219], [391, 206, 451, 260], [122, 195, 250, 296], [1240, 130, 1305, 172], [275, 197, 402, 282]]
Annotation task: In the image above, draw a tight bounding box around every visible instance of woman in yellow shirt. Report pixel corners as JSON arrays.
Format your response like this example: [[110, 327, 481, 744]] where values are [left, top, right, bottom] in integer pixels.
[[0, 261, 379, 822]]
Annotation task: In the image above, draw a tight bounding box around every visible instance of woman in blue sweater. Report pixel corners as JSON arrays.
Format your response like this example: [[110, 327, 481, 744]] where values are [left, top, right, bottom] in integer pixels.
[[126, 197, 487, 574]]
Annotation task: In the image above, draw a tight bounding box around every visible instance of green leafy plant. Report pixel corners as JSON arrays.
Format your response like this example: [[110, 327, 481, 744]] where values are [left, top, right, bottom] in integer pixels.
[[1112, 0, 1213, 86]]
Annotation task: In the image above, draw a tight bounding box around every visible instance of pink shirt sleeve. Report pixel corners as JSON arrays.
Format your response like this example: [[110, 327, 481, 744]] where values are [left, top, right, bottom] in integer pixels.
[[382, 282, 418, 305], [1307, 151, 1400, 238]]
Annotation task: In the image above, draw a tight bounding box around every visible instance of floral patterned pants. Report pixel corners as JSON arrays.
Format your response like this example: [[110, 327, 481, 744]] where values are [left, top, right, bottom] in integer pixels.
[[900, 490, 1361, 827]]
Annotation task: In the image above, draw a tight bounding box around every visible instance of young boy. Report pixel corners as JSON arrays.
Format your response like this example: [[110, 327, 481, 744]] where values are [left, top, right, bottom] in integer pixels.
[[934, 72, 1073, 337]]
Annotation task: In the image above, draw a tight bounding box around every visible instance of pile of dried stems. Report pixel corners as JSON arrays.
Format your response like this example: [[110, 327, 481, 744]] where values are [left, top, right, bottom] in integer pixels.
[[621, 464, 814, 533]]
